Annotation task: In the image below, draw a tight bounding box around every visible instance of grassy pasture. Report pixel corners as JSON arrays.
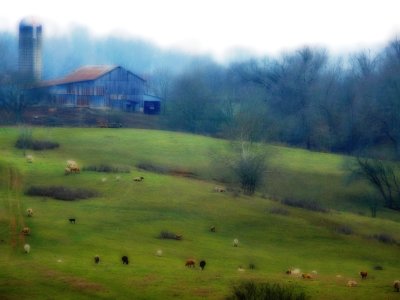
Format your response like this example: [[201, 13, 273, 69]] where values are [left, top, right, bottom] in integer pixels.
[[0, 127, 399, 299]]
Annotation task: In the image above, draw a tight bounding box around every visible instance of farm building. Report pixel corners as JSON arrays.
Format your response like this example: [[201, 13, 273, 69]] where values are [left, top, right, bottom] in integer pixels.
[[39, 65, 161, 114]]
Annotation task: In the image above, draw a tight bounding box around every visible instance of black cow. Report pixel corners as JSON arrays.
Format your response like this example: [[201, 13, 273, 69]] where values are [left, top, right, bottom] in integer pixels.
[[69, 218, 76, 224], [94, 256, 100, 264], [122, 256, 129, 265], [200, 260, 206, 270]]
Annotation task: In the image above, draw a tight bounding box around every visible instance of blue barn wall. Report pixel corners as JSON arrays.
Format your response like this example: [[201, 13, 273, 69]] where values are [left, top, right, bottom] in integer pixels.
[[44, 66, 160, 113]]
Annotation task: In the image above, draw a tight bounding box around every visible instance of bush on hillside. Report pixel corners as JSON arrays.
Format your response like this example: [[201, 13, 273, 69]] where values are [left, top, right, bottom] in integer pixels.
[[159, 230, 182, 240], [82, 164, 130, 173], [227, 281, 309, 300], [281, 198, 329, 213], [26, 185, 98, 201], [372, 233, 397, 244], [136, 162, 169, 174], [15, 136, 59, 150]]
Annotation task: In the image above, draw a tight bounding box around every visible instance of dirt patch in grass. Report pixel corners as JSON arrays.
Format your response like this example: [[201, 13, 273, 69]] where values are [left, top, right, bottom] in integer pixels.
[[43, 269, 106, 293], [136, 162, 197, 178]]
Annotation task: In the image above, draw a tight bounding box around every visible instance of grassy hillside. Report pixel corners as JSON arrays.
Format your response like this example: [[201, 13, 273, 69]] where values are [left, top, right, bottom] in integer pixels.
[[0, 127, 399, 299]]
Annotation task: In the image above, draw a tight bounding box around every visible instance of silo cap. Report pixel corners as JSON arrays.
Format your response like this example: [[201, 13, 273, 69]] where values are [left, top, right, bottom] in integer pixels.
[[20, 16, 42, 27]]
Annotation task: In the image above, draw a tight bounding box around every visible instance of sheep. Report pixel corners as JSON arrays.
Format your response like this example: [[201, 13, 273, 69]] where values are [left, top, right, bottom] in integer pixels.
[[214, 186, 226, 192], [199, 260, 206, 270], [237, 266, 245, 272], [156, 249, 163, 257], [286, 268, 301, 275], [26, 208, 33, 217], [360, 271, 368, 279], [175, 234, 183, 240], [67, 160, 78, 168], [311, 270, 318, 275], [347, 280, 358, 287], [101, 177, 107, 182], [94, 255, 100, 264], [185, 259, 195, 268], [24, 244, 30, 253], [122, 256, 129, 265], [65, 160, 80, 175], [133, 176, 144, 182], [26, 155, 33, 163], [69, 218, 76, 224], [69, 166, 80, 173], [233, 238, 239, 247], [302, 273, 313, 279], [21, 227, 30, 235], [394, 280, 400, 292], [115, 175, 121, 181]]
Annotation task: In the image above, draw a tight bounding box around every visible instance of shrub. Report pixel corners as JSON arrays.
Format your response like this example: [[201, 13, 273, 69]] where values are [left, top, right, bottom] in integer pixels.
[[373, 265, 384, 270], [281, 198, 329, 213], [159, 230, 182, 240], [15, 137, 59, 150], [82, 164, 130, 173], [227, 281, 308, 300], [372, 233, 396, 244], [269, 207, 290, 216], [136, 162, 169, 174], [26, 186, 98, 201], [335, 225, 353, 235]]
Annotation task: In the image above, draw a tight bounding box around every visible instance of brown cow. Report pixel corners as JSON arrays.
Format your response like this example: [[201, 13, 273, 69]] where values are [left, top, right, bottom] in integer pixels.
[[185, 259, 195, 268], [360, 271, 368, 279], [393, 280, 400, 292]]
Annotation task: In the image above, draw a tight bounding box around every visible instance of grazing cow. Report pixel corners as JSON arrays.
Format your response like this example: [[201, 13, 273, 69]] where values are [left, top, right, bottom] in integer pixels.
[[286, 270, 292, 275], [94, 256, 100, 264], [360, 271, 368, 279], [185, 259, 195, 268], [233, 238, 239, 247], [347, 280, 358, 287], [175, 234, 183, 240], [21, 227, 30, 235], [394, 280, 400, 292], [210, 226, 216, 232], [302, 273, 312, 279], [24, 244, 30, 253], [200, 260, 206, 270], [133, 176, 144, 182], [122, 256, 129, 265], [69, 218, 76, 224], [214, 186, 226, 192], [26, 208, 33, 217]]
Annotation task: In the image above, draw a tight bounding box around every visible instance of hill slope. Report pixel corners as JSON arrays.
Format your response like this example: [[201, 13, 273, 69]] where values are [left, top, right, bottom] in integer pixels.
[[0, 127, 399, 299]]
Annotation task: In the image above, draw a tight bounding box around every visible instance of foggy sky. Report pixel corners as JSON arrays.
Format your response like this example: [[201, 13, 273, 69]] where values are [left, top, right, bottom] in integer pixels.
[[1, 0, 400, 60]]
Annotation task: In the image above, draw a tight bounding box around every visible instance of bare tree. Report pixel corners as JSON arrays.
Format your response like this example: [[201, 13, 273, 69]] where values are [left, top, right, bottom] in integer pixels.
[[350, 157, 400, 210]]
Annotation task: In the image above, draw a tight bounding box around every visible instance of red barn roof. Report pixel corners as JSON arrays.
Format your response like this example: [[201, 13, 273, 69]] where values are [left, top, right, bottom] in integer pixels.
[[40, 65, 119, 87]]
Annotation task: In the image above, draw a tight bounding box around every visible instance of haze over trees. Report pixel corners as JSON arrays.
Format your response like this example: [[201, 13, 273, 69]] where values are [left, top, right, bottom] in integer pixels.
[[1, 29, 400, 160]]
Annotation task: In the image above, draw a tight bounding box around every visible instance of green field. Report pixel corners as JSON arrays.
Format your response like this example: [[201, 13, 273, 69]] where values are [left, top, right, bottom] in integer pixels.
[[0, 127, 399, 299]]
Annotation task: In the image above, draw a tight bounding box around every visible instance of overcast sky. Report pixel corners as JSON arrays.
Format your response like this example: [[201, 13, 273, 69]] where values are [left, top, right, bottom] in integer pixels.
[[1, 0, 400, 60]]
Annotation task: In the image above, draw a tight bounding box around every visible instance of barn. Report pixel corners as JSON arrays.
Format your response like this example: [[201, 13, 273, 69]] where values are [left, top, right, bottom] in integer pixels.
[[39, 65, 161, 114]]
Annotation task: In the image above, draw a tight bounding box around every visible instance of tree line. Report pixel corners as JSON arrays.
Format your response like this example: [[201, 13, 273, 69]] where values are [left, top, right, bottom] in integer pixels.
[[2, 29, 400, 159], [157, 39, 400, 160]]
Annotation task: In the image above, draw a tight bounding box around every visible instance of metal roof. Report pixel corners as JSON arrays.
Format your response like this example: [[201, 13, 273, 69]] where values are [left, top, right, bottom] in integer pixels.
[[40, 65, 118, 87]]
